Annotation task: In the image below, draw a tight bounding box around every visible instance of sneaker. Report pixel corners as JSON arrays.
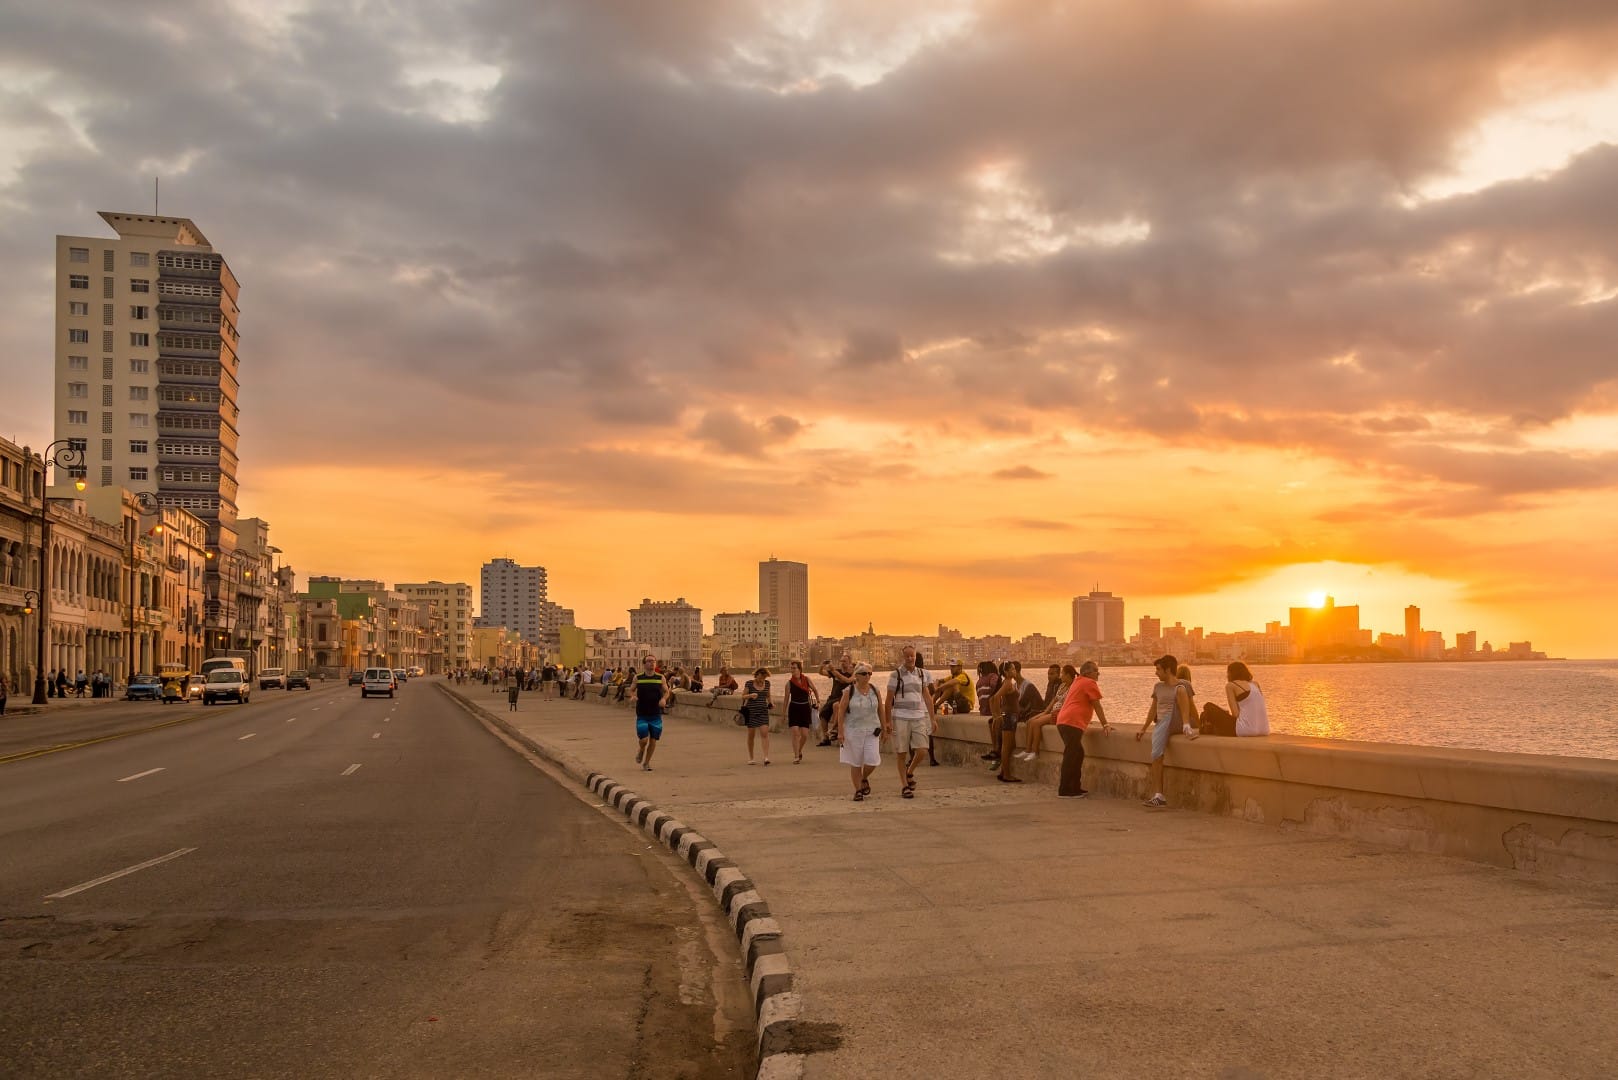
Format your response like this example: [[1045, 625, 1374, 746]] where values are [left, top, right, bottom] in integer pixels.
[[1146, 793, 1168, 807], [642, 764, 652, 772], [1058, 791, 1088, 799], [979, 751, 997, 761]]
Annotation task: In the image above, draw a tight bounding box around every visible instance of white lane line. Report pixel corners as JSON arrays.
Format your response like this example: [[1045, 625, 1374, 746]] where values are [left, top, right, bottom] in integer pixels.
[[238, 733, 256, 741], [45, 847, 197, 900], [287, 717, 297, 723], [341, 763, 361, 776], [116, 767, 165, 783], [383, 718, 389, 723], [371, 732, 380, 739]]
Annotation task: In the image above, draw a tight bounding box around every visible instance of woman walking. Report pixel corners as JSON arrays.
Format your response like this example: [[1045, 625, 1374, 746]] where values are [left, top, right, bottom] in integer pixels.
[[835, 663, 884, 801], [742, 667, 773, 765], [784, 660, 820, 764]]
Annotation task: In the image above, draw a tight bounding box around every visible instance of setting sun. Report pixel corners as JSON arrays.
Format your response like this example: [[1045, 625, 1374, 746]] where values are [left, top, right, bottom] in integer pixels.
[[1306, 591, 1328, 608]]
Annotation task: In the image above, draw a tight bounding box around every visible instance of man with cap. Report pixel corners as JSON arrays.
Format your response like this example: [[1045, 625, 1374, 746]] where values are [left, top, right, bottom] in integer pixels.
[[885, 645, 936, 798], [927, 658, 973, 766]]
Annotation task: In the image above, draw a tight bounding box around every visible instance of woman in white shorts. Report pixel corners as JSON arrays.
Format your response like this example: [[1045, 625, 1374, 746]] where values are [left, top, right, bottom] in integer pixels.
[[835, 663, 884, 801]]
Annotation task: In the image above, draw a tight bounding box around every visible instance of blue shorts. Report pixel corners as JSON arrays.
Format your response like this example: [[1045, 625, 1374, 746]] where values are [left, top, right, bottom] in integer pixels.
[[636, 716, 663, 741], [1151, 717, 1172, 760]]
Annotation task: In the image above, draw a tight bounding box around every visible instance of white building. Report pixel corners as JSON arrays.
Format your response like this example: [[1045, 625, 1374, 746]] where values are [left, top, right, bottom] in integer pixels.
[[478, 557, 547, 642], [713, 610, 781, 667], [398, 580, 474, 672], [630, 597, 703, 667]]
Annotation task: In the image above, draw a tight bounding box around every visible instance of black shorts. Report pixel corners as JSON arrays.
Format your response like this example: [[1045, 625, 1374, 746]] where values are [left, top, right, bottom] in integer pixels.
[[788, 702, 814, 728]]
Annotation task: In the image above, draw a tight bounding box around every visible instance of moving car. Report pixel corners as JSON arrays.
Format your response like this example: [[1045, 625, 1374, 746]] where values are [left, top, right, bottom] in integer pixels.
[[286, 669, 311, 690], [392, 668, 409, 684], [347, 670, 365, 686], [125, 674, 162, 701], [361, 667, 396, 699], [258, 667, 286, 690], [202, 669, 251, 705]]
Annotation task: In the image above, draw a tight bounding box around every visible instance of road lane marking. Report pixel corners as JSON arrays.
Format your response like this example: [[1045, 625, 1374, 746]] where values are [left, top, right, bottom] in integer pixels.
[[45, 847, 197, 900], [287, 717, 297, 723], [116, 767, 165, 783], [238, 733, 256, 741], [341, 763, 361, 776], [372, 732, 380, 739]]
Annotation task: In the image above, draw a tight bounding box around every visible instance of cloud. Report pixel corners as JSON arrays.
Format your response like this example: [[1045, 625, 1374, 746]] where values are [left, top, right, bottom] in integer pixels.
[[992, 465, 1052, 480], [692, 408, 803, 456]]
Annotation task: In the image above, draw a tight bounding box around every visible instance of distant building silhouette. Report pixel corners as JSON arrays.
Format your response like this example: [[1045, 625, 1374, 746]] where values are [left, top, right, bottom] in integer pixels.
[[1072, 587, 1125, 646]]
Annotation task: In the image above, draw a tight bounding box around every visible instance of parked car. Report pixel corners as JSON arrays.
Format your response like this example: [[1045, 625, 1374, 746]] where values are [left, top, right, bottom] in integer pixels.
[[347, 670, 365, 686], [258, 667, 286, 690], [286, 670, 311, 690], [361, 667, 397, 699], [125, 674, 163, 701], [408, 666, 425, 678], [202, 669, 251, 705]]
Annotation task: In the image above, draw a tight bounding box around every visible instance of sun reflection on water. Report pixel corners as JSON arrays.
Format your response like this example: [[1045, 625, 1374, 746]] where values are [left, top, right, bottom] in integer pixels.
[[1291, 679, 1349, 740]]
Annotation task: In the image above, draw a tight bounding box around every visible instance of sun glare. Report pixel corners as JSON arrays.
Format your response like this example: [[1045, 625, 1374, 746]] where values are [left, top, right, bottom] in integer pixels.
[[1306, 590, 1328, 608]]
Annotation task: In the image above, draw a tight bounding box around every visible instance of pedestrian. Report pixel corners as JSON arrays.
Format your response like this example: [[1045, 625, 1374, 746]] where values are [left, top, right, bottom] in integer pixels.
[[1135, 654, 1197, 807], [741, 667, 772, 765], [56, 669, 69, 697], [507, 682, 520, 711], [1055, 661, 1109, 797], [0, 673, 9, 716], [885, 645, 936, 799], [46, 668, 56, 698], [783, 660, 820, 764], [75, 669, 87, 697], [819, 654, 856, 746], [835, 663, 884, 801], [994, 661, 1042, 783], [634, 656, 669, 772]]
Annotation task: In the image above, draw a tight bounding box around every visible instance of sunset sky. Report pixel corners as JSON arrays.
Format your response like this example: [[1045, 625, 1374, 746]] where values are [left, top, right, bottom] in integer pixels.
[[3, 1, 1617, 656]]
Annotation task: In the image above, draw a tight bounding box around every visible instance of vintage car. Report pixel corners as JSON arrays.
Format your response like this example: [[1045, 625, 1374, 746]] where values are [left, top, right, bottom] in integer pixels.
[[126, 674, 163, 701]]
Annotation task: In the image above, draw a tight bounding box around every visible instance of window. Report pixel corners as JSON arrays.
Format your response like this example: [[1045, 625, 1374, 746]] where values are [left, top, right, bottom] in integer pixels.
[[67, 437, 87, 453], [69, 247, 89, 263], [130, 278, 150, 293], [69, 274, 89, 290], [130, 332, 149, 347], [129, 467, 148, 481], [68, 328, 89, 343], [130, 440, 148, 454], [129, 358, 149, 374], [130, 305, 149, 320], [68, 382, 88, 398], [68, 355, 89, 371], [129, 386, 149, 402], [69, 301, 89, 316], [129, 413, 149, 428], [68, 410, 88, 424], [130, 252, 149, 267]]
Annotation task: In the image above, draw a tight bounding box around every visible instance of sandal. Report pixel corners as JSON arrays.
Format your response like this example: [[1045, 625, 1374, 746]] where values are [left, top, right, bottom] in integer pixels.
[[860, 781, 871, 796], [902, 788, 914, 799], [853, 791, 865, 801]]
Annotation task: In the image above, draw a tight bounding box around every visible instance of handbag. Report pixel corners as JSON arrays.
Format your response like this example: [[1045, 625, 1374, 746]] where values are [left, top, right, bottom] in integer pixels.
[[733, 706, 747, 727]]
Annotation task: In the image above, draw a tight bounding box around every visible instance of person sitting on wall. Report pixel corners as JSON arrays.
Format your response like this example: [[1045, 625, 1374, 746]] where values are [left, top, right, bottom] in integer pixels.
[[1198, 662, 1271, 737], [709, 667, 739, 704]]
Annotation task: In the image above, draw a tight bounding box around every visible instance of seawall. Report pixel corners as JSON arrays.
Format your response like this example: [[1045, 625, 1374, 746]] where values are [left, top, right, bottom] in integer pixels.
[[569, 686, 1618, 884]]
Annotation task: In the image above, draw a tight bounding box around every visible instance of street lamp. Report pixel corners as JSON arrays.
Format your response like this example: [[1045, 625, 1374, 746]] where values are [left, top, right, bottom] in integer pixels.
[[128, 491, 161, 679], [28, 441, 85, 704], [205, 549, 250, 659]]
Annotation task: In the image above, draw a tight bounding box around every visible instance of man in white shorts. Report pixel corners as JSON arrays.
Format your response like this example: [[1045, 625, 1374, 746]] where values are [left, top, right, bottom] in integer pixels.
[[885, 646, 936, 799], [835, 663, 884, 801]]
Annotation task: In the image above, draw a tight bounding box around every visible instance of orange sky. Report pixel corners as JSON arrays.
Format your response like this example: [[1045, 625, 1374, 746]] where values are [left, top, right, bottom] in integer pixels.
[[3, 1, 1617, 656]]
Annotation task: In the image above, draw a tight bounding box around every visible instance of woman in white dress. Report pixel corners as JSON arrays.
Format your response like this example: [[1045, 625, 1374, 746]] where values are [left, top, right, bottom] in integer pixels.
[[834, 663, 885, 801]]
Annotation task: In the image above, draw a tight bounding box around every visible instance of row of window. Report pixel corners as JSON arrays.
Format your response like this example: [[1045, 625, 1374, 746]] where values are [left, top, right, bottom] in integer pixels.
[[67, 384, 152, 401], [158, 280, 219, 299], [156, 253, 220, 272], [64, 412, 148, 428], [157, 387, 219, 404], [157, 441, 218, 458], [158, 414, 218, 431], [73, 330, 152, 347], [64, 357, 150, 374], [157, 332, 218, 351], [67, 248, 149, 266], [158, 306, 220, 326], [67, 275, 152, 293]]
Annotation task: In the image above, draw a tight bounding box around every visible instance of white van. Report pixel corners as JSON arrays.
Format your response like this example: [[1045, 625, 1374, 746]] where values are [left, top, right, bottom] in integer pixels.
[[361, 667, 396, 698], [201, 656, 248, 679]]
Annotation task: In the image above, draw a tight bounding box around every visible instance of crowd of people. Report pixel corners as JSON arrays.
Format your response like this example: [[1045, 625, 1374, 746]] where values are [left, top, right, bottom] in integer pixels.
[[479, 650, 1271, 805]]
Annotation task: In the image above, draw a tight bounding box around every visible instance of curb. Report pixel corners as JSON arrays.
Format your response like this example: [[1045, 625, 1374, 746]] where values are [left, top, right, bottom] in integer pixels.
[[438, 684, 805, 1080]]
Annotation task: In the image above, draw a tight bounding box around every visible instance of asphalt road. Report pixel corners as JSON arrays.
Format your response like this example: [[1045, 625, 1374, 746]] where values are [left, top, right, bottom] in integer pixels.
[[0, 678, 754, 1079]]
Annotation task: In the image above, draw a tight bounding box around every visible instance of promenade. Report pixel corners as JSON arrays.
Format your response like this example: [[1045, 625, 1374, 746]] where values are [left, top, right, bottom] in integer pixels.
[[449, 684, 1618, 1079]]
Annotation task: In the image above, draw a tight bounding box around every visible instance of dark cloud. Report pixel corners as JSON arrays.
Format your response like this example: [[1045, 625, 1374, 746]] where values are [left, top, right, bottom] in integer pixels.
[[992, 465, 1052, 480], [691, 408, 803, 456]]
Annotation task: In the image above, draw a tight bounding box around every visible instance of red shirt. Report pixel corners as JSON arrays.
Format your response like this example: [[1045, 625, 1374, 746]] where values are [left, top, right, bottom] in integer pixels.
[[1056, 676, 1103, 729]]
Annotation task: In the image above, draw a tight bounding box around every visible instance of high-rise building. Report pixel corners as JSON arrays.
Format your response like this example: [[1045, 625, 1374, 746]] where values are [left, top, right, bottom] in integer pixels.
[[1138, 616, 1162, 643], [1289, 596, 1362, 656], [398, 581, 474, 672], [630, 597, 703, 666], [759, 558, 809, 649], [478, 557, 547, 642], [55, 213, 242, 546], [1404, 606, 1422, 658], [1456, 630, 1477, 656], [1072, 588, 1125, 645]]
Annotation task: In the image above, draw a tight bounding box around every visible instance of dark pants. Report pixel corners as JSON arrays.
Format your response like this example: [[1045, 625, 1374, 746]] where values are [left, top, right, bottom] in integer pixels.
[[1200, 702, 1237, 737], [1058, 725, 1087, 796]]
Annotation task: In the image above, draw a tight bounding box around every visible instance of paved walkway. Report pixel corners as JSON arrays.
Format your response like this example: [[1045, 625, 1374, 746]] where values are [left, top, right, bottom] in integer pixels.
[[466, 687, 1618, 1079]]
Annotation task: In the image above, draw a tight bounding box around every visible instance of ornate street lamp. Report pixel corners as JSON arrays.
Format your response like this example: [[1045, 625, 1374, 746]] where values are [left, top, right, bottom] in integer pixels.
[[28, 441, 85, 704]]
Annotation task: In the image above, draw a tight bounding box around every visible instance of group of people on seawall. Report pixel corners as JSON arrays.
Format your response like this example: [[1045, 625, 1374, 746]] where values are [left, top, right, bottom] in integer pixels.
[[595, 647, 1272, 806]]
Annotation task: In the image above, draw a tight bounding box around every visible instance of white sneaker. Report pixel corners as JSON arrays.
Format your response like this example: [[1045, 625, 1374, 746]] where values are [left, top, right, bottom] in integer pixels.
[[1147, 793, 1168, 807]]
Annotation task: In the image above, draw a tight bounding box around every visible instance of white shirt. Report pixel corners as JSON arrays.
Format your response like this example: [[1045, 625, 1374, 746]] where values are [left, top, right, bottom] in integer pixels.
[[887, 666, 934, 720], [1235, 681, 1270, 737]]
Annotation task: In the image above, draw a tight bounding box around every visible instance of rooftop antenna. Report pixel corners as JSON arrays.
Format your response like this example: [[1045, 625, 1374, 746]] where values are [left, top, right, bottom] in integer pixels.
[[154, 177, 159, 215]]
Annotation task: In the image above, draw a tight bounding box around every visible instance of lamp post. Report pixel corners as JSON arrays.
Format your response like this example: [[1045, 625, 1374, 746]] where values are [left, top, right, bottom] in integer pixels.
[[27, 441, 86, 704], [128, 491, 161, 680], [205, 549, 251, 662]]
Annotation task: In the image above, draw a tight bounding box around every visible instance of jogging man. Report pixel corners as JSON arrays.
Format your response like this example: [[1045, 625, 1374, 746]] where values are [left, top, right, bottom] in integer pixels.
[[885, 646, 936, 799], [634, 656, 670, 772]]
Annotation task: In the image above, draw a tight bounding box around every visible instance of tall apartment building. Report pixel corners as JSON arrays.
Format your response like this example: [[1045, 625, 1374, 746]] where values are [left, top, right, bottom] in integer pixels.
[[398, 581, 474, 671], [630, 598, 703, 667], [478, 557, 547, 642], [1072, 588, 1125, 646], [713, 610, 781, 667], [54, 213, 242, 547], [758, 557, 808, 649], [1404, 606, 1422, 658]]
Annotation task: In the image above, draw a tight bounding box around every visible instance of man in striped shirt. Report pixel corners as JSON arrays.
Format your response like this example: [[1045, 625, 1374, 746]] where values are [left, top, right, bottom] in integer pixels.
[[884, 646, 936, 799]]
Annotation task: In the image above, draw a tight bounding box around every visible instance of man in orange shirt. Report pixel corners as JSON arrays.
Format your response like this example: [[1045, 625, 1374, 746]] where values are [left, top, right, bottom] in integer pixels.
[[1055, 661, 1110, 798]]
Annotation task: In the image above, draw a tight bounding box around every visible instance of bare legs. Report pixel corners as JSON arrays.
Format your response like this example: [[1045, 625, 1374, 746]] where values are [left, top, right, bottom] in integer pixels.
[[747, 727, 770, 764]]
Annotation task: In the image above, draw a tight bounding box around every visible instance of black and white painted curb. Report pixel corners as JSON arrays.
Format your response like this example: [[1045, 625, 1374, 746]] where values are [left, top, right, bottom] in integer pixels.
[[440, 684, 805, 1080]]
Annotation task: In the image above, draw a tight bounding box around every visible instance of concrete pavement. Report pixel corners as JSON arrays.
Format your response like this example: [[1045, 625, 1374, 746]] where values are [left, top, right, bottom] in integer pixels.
[[1, 677, 754, 1079], [474, 687, 1618, 1080]]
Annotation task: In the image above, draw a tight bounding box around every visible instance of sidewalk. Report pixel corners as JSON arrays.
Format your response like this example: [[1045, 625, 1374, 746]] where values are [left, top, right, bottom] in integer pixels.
[[459, 688, 1618, 1079]]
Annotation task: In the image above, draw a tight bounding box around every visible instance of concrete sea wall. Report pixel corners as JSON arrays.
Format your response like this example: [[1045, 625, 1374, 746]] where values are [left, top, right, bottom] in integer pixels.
[[566, 687, 1618, 885]]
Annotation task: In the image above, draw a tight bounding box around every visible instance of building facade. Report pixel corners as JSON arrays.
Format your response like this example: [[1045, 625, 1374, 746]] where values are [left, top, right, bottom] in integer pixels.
[[1072, 588, 1126, 646], [398, 581, 473, 672], [478, 557, 547, 643], [758, 558, 808, 653], [713, 610, 781, 667], [629, 597, 703, 667], [0, 443, 45, 694]]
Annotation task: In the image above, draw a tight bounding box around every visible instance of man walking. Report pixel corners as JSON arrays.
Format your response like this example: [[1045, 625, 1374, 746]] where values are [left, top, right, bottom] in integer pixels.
[[634, 656, 670, 772], [885, 646, 935, 799], [1136, 654, 1196, 807]]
